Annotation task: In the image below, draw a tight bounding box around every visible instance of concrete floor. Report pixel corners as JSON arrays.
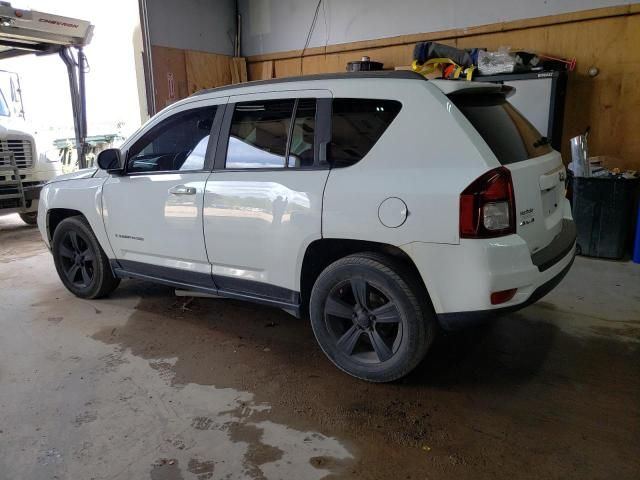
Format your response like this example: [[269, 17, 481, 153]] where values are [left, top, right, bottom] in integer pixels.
[[0, 212, 639, 480]]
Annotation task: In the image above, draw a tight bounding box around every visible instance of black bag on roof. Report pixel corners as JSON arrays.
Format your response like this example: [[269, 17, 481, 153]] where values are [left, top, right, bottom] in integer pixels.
[[413, 41, 474, 68]]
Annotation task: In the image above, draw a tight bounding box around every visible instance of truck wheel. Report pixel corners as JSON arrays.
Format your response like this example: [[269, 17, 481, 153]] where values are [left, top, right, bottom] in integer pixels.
[[19, 211, 38, 225], [309, 253, 435, 382], [51, 216, 120, 299]]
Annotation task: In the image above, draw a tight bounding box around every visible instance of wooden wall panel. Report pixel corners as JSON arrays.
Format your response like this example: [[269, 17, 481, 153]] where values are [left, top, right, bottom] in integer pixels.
[[247, 61, 264, 81], [185, 51, 232, 94], [247, 6, 640, 170], [151, 46, 188, 113], [274, 58, 302, 78], [455, 15, 639, 169], [151, 47, 240, 112]]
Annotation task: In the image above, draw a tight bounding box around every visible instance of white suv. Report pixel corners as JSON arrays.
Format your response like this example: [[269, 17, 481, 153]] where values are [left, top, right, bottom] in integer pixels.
[[37, 71, 576, 382]]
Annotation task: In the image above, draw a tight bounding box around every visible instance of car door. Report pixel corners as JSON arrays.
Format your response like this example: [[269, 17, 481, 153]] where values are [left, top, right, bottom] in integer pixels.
[[203, 91, 331, 305], [102, 97, 226, 288]]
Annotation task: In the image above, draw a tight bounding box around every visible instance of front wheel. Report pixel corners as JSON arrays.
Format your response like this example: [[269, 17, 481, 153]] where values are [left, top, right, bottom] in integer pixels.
[[309, 253, 435, 382], [51, 216, 120, 299], [19, 211, 38, 225]]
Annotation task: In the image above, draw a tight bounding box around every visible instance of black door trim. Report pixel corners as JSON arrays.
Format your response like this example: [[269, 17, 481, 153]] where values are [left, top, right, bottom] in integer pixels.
[[110, 259, 301, 315]]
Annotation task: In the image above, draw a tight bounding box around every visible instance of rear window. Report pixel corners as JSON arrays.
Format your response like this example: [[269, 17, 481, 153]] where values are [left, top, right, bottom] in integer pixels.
[[329, 98, 402, 168], [451, 94, 552, 165]]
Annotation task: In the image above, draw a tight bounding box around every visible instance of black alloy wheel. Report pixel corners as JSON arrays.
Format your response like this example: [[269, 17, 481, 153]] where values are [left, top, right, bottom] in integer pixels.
[[324, 276, 403, 364], [51, 216, 120, 299], [310, 253, 435, 382], [58, 229, 96, 289]]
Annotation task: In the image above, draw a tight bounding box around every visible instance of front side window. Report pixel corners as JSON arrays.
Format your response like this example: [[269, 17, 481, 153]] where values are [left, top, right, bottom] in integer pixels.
[[127, 106, 217, 173], [226, 99, 295, 169], [329, 99, 402, 168]]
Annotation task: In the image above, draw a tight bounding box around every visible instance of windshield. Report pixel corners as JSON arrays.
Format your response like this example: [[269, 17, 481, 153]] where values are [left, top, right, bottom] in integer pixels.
[[451, 93, 552, 165], [0, 91, 9, 117]]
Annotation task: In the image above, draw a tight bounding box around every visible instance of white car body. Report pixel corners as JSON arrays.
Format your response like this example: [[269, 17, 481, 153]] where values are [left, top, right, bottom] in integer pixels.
[[38, 71, 575, 329]]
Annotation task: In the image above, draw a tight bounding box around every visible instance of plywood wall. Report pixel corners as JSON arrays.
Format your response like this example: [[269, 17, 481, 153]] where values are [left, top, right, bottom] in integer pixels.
[[247, 5, 640, 171], [151, 46, 189, 113], [185, 50, 233, 94], [150, 46, 245, 113]]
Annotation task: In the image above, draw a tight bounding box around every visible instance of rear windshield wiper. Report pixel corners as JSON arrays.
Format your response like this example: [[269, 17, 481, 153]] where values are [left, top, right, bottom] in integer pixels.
[[533, 136, 550, 148]]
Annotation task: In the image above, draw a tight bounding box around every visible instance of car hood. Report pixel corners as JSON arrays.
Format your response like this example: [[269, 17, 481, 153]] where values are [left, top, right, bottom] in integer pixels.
[[46, 168, 98, 184]]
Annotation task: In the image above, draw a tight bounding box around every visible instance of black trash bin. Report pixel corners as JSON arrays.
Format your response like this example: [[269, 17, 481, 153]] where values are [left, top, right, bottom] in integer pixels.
[[571, 175, 640, 259]]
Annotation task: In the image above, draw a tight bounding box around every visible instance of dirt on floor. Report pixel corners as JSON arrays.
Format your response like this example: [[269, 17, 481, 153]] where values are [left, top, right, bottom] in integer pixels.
[[89, 282, 640, 480], [0, 213, 46, 262], [1, 213, 639, 480]]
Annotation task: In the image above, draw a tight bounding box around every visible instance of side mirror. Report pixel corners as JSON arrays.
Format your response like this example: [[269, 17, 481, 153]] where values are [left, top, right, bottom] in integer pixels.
[[97, 148, 123, 173]]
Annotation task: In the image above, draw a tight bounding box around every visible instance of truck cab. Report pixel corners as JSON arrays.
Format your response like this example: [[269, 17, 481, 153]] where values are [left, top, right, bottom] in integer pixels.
[[0, 70, 61, 224]]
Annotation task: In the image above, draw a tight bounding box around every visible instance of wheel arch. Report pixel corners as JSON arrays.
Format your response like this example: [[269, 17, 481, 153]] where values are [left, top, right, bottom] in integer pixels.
[[300, 238, 435, 317], [47, 208, 87, 243]]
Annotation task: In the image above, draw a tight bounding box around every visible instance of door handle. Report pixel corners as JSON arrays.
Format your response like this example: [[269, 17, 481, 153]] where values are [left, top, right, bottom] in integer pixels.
[[169, 185, 197, 195]]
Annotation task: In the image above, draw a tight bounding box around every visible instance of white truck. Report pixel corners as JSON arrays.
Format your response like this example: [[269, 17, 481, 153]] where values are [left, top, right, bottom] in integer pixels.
[[0, 3, 93, 224], [0, 69, 61, 224]]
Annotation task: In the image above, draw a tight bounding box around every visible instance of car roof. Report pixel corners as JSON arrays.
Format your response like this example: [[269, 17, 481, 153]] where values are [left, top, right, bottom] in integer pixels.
[[190, 70, 427, 97], [178, 71, 513, 113]]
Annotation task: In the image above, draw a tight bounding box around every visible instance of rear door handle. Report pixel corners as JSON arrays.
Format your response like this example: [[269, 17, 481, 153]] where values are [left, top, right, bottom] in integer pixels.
[[169, 185, 197, 195]]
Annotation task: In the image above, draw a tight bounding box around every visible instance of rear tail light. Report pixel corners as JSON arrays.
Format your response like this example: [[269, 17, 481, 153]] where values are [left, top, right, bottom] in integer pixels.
[[460, 167, 516, 238]]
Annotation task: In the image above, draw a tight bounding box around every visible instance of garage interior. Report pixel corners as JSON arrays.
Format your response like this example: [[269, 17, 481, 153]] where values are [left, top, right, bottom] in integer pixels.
[[1, 1, 640, 479]]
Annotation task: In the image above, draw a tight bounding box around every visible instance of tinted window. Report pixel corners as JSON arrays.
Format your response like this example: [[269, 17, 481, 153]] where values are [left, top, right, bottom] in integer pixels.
[[329, 99, 402, 168], [288, 99, 316, 168], [0, 91, 9, 117], [127, 107, 216, 173], [451, 94, 552, 165], [226, 99, 295, 169]]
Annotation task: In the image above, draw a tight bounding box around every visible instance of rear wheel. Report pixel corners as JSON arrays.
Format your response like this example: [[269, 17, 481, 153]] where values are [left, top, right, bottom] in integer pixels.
[[309, 253, 435, 382], [19, 211, 38, 225], [51, 216, 120, 299]]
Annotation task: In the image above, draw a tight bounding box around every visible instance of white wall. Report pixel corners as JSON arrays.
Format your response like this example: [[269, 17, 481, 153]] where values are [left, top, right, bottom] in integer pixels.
[[146, 0, 236, 55], [239, 0, 631, 56]]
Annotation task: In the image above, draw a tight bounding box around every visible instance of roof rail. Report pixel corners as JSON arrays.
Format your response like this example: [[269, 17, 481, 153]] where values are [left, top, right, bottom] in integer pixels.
[[192, 70, 426, 96]]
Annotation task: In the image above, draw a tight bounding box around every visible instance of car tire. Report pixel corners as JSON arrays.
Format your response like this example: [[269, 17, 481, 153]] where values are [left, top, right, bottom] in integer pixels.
[[309, 253, 436, 382], [51, 216, 120, 299], [19, 211, 38, 225]]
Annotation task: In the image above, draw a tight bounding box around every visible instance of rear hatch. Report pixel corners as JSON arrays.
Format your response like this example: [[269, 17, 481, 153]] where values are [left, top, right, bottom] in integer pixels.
[[450, 90, 566, 254]]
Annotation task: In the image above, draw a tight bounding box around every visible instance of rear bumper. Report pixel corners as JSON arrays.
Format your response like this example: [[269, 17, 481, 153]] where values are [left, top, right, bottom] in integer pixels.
[[401, 217, 576, 330], [437, 252, 575, 330]]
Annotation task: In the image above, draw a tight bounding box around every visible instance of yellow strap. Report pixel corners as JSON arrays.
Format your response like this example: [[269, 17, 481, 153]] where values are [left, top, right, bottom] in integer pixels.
[[465, 65, 476, 81], [412, 58, 476, 81], [411, 58, 458, 76]]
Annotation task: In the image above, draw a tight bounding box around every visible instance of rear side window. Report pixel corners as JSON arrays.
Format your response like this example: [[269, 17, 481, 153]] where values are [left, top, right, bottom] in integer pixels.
[[288, 98, 316, 168], [226, 99, 295, 169], [451, 94, 552, 165], [329, 99, 402, 168]]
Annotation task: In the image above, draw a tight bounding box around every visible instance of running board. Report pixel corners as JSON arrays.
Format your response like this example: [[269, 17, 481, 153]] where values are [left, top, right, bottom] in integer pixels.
[[111, 262, 301, 318], [175, 289, 223, 299]]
